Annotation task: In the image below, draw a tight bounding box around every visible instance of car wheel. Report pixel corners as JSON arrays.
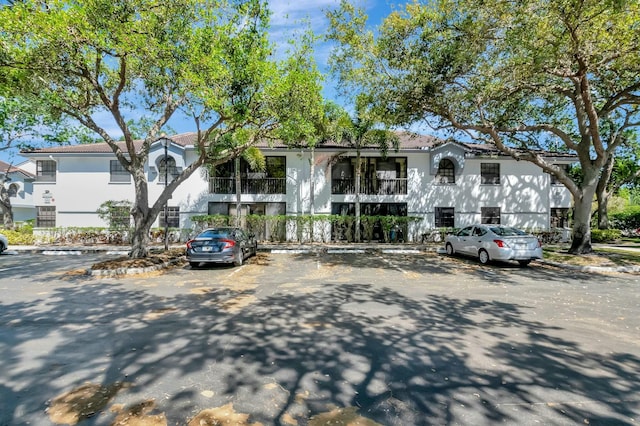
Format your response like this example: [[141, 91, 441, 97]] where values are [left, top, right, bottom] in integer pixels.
[[189, 261, 200, 268], [518, 260, 531, 267], [445, 243, 454, 255], [234, 250, 244, 267], [478, 249, 490, 265], [0, 242, 5, 253]]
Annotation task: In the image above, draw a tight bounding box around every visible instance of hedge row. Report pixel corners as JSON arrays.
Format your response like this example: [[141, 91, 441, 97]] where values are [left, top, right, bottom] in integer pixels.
[[191, 214, 421, 243]]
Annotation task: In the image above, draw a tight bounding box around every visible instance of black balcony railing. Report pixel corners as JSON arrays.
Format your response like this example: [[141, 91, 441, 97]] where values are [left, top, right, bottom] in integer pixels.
[[331, 178, 407, 195], [209, 177, 286, 194]]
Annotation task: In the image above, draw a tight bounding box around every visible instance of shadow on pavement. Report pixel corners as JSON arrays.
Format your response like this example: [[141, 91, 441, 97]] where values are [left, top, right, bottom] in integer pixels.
[[1, 264, 638, 425]]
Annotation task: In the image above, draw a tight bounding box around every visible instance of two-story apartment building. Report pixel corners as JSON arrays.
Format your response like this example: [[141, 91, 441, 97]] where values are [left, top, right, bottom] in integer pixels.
[[20, 132, 575, 241], [0, 160, 36, 224]]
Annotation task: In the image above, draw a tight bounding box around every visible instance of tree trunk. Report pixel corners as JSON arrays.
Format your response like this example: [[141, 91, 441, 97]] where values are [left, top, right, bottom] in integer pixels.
[[595, 153, 614, 230], [596, 193, 609, 230], [354, 153, 361, 243], [130, 209, 153, 258], [0, 186, 14, 229], [569, 187, 596, 254], [309, 148, 315, 216], [235, 157, 241, 228], [129, 167, 153, 258]]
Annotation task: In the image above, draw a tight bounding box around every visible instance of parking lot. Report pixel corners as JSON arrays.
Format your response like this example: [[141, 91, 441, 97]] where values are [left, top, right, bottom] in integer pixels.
[[1, 251, 639, 425]]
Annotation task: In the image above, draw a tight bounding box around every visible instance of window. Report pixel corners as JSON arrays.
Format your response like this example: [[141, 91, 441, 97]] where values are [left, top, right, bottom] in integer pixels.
[[36, 160, 56, 182], [435, 207, 455, 228], [481, 163, 500, 184], [551, 208, 570, 228], [110, 160, 131, 183], [481, 207, 501, 224], [435, 159, 455, 184], [457, 226, 473, 237], [37, 206, 56, 227], [159, 157, 179, 184], [7, 183, 18, 197], [160, 207, 180, 228], [473, 226, 487, 236]]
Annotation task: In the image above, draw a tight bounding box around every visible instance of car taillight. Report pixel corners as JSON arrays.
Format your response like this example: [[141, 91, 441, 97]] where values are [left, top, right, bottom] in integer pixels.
[[186, 239, 194, 249], [221, 239, 235, 249], [493, 239, 508, 248], [537, 239, 542, 248]]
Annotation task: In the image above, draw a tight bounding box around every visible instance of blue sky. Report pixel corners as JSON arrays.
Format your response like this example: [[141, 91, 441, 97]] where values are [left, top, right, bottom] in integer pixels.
[[3, 0, 407, 166]]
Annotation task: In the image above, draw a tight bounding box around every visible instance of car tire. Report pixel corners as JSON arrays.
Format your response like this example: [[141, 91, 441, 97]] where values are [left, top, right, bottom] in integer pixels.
[[189, 261, 200, 268], [518, 260, 531, 267], [445, 243, 454, 255], [234, 250, 244, 267], [478, 249, 490, 265], [0, 242, 5, 253]]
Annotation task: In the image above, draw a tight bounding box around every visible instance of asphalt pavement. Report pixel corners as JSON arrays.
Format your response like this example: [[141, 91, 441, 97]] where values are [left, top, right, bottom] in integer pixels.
[[0, 250, 638, 425]]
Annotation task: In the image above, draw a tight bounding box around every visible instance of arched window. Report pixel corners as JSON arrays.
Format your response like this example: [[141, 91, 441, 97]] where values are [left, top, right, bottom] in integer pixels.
[[7, 183, 18, 197], [436, 159, 455, 184], [159, 156, 178, 184]]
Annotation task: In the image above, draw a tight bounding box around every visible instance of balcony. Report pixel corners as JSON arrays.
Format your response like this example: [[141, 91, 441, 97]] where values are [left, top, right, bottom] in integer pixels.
[[209, 177, 286, 194], [332, 178, 408, 195]]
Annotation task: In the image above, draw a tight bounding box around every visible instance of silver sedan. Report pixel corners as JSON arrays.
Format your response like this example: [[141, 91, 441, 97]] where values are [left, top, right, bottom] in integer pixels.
[[445, 225, 543, 266]]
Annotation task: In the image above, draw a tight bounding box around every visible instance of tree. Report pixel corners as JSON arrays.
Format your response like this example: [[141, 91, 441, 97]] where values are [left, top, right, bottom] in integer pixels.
[[0, 96, 88, 228], [595, 133, 640, 228], [328, 98, 399, 242], [327, 0, 640, 254], [1, 0, 323, 257]]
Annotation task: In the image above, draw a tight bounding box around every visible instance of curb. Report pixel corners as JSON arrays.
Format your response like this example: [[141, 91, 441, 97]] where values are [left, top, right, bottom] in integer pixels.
[[7, 244, 640, 275], [540, 259, 640, 274], [88, 257, 186, 277]]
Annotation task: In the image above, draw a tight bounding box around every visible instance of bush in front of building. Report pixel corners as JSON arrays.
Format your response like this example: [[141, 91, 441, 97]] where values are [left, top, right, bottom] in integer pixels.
[[610, 205, 640, 233], [190, 214, 420, 243], [2, 228, 36, 245], [590, 228, 622, 243]]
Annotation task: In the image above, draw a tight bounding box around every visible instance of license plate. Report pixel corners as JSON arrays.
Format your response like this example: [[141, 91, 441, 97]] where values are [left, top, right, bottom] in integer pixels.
[[202, 246, 212, 252]]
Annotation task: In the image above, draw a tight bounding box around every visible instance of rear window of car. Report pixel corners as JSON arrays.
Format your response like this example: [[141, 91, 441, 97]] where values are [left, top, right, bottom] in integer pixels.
[[198, 229, 232, 239], [490, 227, 527, 236]]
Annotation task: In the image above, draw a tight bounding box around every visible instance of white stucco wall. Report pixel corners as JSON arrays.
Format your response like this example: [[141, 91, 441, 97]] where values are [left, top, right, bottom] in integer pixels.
[[28, 144, 575, 236]]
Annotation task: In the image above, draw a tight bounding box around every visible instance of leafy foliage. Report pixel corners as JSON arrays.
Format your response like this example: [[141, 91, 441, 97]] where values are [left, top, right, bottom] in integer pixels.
[[1, 0, 323, 257], [327, 0, 640, 254]]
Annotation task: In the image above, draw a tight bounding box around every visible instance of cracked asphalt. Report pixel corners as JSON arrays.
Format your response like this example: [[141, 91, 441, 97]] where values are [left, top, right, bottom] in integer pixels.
[[1, 251, 639, 425]]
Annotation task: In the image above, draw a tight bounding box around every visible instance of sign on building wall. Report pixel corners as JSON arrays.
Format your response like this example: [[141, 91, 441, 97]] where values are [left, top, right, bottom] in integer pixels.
[[42, 190, 54, 204]]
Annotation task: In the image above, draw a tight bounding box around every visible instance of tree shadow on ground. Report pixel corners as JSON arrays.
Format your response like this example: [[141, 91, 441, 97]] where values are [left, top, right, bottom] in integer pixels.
[[0, 265, 638, 425]]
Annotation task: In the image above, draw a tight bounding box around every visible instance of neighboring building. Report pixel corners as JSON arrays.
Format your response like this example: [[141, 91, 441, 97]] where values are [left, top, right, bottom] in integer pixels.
[[0, 160, 36, 225], [20, 132, 575, 241]]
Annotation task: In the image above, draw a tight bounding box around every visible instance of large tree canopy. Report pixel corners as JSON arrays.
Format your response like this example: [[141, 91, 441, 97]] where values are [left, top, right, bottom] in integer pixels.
[[327, 0, 640, 254], [1, 0, 323, 257]]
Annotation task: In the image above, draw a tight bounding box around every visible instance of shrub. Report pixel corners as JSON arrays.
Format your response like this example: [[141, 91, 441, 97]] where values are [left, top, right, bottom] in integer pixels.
[[610, 205, 640, 230], [590, 228, 622, 243], [2, 228, 36, 245]]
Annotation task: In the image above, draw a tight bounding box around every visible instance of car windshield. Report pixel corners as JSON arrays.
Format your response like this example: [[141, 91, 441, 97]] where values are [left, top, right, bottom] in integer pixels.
[[198, 229, 233, 239], [490, 226, 528, 236]]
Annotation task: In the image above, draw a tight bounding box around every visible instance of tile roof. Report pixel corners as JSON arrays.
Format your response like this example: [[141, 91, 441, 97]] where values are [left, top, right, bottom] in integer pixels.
[[0, 160, 35, 178], [19, 131, 576, 158]]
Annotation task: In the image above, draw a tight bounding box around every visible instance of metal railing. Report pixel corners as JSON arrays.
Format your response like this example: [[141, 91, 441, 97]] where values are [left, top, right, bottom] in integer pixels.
[[209, 177, 286, 194], [331, 178, 408, 195]]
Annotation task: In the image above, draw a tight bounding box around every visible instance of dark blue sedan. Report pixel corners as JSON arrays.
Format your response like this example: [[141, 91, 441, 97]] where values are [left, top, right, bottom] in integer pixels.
[[186, 227, 257, 268]]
